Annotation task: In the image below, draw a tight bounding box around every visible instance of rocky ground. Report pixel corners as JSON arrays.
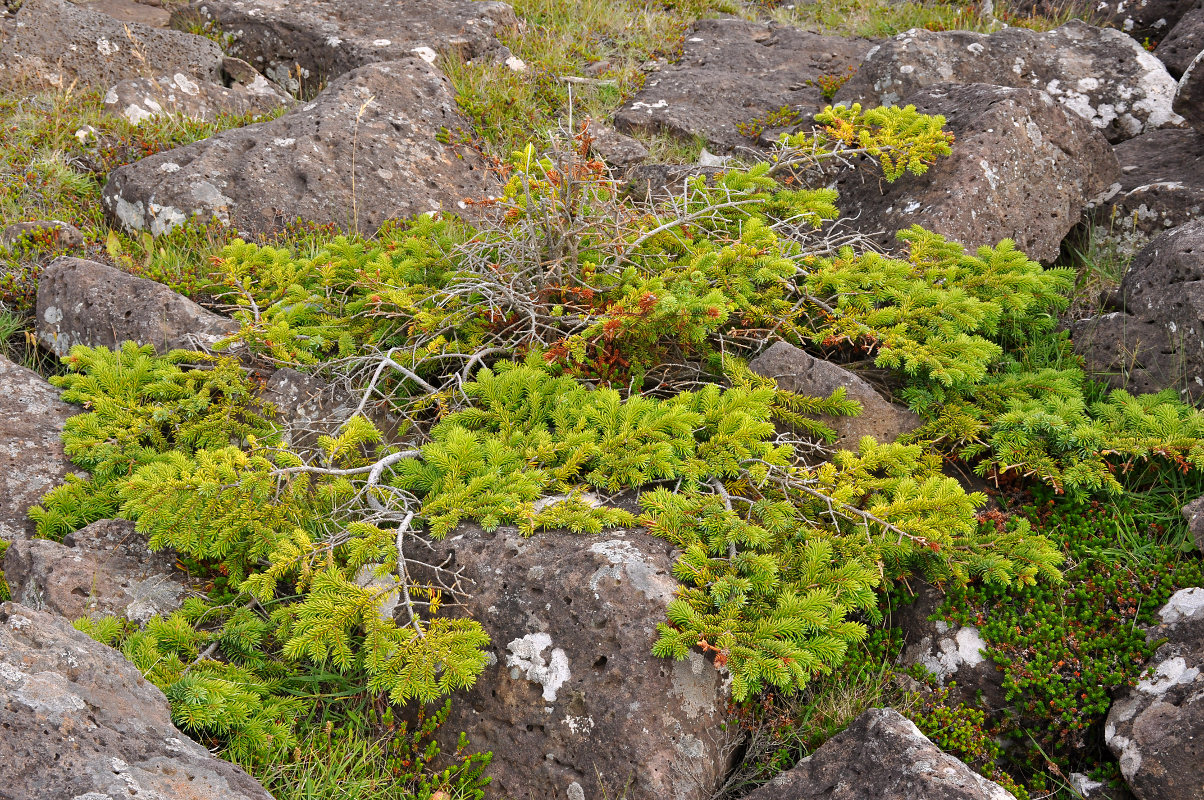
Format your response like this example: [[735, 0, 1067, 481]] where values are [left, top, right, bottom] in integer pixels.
[[3, 0, 1204, 799]]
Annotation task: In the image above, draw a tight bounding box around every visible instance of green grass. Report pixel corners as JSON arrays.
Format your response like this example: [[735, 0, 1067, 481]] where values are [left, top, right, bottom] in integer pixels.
[[0, 86, 284, 310]]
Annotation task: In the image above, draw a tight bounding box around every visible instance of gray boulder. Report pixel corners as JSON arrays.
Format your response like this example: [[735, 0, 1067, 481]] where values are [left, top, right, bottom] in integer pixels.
[[1008, 0, 1193, 42], [893, 583, 1007, 712], [1176, 51, 1204, 135], [72, 0, 173, 28], [587, 121, 650, 170], [1105, 587, 1204, 800], [0, 0, 224, 89], [36, 257, 238, 357], [1183, 494, 1204, 551], [834, 83, 1119, 263], [1156, 4, 1204, 78], [2, 519, 188, 624], [1087, 127, 1204, 252], [102, 59, 495, 237], [1071, 219, 1204, 399], [430, 525, 734, 800], [614, 19, 871, 153], [0, 355, 79, 542], [103, 67, 292, 125], [742, 707, 1016, 800], [173, 0, 518, 94], [748, 340, 921, 452], [0, 601, 272, 799], [835, 21, 1184, 144]]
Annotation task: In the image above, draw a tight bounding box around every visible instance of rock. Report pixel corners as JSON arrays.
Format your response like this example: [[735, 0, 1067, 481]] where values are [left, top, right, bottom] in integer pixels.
[[0, 355, 79, 542], [0, 601, 273, 799], [1184, 495, 1204, 551], [1, 219, 85, 249], [259, 366, 403, 449], [1071, 219, 1204, 399], [742, 707, 1017, 800], [587, 121, 649, 170], [35, 256, 239, 357], [1105, 587, 1204, 800], [0, 0, 224, 89], [613, 19, 871, 153], [2, 519, 188, 624], [103, 69, 292, 125], [835, 21, 1184, 144], [73, 0, 172, 28], [102, 59, 495, 237], [893, 583, 1008, 712], [624, 163, 726, 203], [1087, 127, 1204, 251], [1176, 50, 1204, 135], [748, 341, 921, 450], [1156, 5, 1204, 78], [834, 83, 1119, 263], [173, 0, 518, 94], [429, 525, 734, 800], [1008, 0, 1193, 41]]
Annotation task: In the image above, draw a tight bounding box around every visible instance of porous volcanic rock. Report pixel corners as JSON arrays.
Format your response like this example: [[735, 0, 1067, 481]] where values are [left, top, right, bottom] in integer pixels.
[[0, 0, 224, 89], [103, 67, 292, 125], [1105, 587, 1204, 800], [742, 707, 1017, 800], [429, 525, 734, 800], [73, 0, 173, 28], [2, 519, 188, 624], [1176, 50, 1204, 135], [893, 583, 1008, 712], [1087, 127, 1204, 250], [1008, 0, 1194, 41], [748, 341, 921, 451], [834, 83, 1119, 262], [0, 355, 78, 542], [1071, 219, 1204, 399], [613, 18, 872, 152], [102, 59, 495, 237], [173, 0, 518, 93], [0, 601, 273, 799], [835, 20, 1183, 143], [36, 257, 238, 357], [1156, 4, 1204, 78]]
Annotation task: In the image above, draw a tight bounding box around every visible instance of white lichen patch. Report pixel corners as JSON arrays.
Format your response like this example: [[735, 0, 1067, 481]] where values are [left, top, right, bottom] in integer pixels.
[[505, 632, 570, 702], [1160, 587, 1204, 624]]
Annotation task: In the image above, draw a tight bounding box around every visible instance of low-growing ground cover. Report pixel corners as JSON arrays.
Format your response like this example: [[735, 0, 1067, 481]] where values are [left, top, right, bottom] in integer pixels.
[[0, 0, 1195, 797]]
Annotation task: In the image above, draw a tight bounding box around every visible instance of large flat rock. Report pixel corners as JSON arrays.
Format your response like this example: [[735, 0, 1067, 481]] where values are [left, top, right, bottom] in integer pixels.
[[0, 601, 272, 799], [0, 355, 78, 542], [835, 20, 1184, 144], [0, 0, 224, 88], [834, 83, 1119, 262], [102, 59, 495, 237], [174, 0, 518, 93], [614, 18, 871, 153]]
